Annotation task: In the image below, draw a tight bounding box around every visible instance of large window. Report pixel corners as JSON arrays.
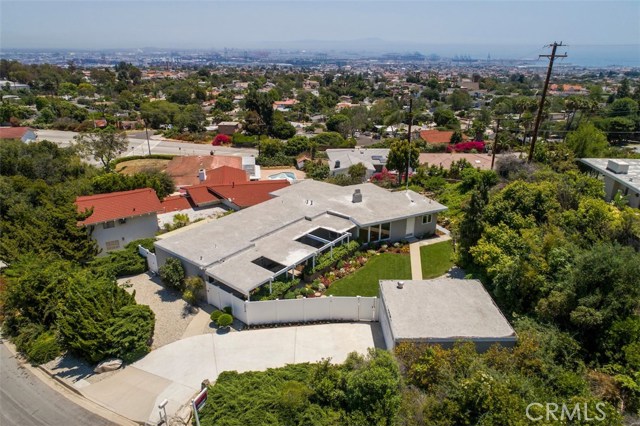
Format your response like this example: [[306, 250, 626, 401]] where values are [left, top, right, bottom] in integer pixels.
[[370, 225, 380, 242], [358, 227, 369, 243], [380, 222, 391, 240]]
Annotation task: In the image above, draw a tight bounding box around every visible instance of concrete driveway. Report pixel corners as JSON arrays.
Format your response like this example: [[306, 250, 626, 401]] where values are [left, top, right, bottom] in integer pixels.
[[82, 323, 383, 425]]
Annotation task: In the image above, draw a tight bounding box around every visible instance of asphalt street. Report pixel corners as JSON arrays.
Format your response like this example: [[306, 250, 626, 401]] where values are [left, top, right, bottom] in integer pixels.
[[35, 129, 258, 158], [0, 342, 117, 426]]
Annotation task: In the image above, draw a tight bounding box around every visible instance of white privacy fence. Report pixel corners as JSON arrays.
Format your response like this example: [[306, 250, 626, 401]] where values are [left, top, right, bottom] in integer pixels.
[[206, 283, 379, 325], [138, 246, 158, 274]]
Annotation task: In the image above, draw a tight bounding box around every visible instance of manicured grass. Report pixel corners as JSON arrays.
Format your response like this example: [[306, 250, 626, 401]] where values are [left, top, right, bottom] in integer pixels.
[[325, 253, 412, 297], [420, 240, 454, 279]]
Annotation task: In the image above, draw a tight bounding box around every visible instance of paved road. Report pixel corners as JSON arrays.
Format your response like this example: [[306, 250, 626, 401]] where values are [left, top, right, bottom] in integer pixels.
[[0, 342, 117, 426], [35, 129, 258, 158]]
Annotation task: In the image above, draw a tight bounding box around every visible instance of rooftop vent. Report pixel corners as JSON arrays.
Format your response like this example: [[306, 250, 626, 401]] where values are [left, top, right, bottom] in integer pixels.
[[334, 160, 341, 169], [397, 281, 404, 289], [607, 160, 629, 174], [352, 189, 362, 203], [198, 168, 207, 182]]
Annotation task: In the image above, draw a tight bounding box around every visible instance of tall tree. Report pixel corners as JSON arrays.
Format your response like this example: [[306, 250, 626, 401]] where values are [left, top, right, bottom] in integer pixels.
[[566, 122, 608, 158], [387, 139, 420, 184], [75, 127, 128, 171]]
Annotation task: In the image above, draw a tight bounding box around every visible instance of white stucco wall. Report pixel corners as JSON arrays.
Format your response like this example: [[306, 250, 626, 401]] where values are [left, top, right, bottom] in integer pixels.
[[90, 213, 158, 256]]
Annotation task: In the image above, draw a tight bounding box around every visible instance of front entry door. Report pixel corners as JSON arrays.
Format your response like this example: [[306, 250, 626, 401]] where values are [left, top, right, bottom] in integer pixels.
[[405, 218, 415, 237]]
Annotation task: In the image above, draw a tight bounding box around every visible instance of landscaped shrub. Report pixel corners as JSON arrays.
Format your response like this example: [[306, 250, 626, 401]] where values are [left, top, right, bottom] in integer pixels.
[[26, 331, 61, 365], [183, 276, 204, 305], [89, 239, 155, 278], [107, 304, 155, 363], [251, 280, 299, 301], [305, 241, 360, 275], [211, 134, 232, 146], [216, 313, 233, 328], [210, 310, 223, 322], [159, 258, 185, 291]]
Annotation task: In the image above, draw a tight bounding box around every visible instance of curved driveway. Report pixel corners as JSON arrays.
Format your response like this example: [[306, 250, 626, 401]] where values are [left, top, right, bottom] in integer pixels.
[[82, 323, 382, 425]]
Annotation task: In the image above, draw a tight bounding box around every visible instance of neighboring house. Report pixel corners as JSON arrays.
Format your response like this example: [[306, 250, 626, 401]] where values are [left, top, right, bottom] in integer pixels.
[[0, 127, 37, 143], [154, 180, 446, 299], [378, 278, 517, 351], [273, 99, 298, 111], [579, 159, 640, 208], [326, 148, 390, 180], [419, 129, 468, 145], [76, 188, 162, 255], [0, 80, 30, 91], [217, 121, 242, 136], [165, 156, 244, 187]]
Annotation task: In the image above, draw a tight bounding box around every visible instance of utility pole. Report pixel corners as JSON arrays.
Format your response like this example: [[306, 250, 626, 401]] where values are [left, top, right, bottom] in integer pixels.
[[491, 118, 501, 170], [405, 97, 413, 189], [144, 121, 152, 156], [527, 42, 567, 163]]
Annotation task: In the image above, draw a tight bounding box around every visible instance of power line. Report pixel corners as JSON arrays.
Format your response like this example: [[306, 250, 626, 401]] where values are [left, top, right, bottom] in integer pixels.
[[528, 42, 567, 163]]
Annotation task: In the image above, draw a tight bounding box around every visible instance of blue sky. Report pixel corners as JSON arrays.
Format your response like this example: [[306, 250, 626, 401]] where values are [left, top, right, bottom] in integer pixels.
[[1, 1, 638, 50]]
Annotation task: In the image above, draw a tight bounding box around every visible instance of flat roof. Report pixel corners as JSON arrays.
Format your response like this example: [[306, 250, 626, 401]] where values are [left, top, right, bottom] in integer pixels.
[[326, 148, 389, 171], [579, 158, 640, 194], [379, 278, 516, 342], [155, 180, 446, 271]]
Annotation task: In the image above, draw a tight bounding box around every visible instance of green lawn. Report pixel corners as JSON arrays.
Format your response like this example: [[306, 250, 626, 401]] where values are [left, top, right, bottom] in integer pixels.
[[325, 253, 412, 297], [420, 240, 454, 279]]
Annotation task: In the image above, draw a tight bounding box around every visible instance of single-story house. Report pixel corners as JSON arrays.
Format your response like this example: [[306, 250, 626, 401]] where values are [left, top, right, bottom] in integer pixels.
[[0, 127, 37, 143], [154, 180, 446, 300], [181, 179, 290, 210], [76, 188, 162, 255], [579, 158, 640, 208], [326, 148, 390, 180], [217, 122, 242, 136], [0, 80, 30, 91], [379, 278, 517, 351]]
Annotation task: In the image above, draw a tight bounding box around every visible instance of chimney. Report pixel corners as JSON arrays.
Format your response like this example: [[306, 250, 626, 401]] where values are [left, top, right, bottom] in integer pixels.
[[232, 181, 235, 188], [606, 160, 629, 174], [198, 168, 207, 182], [352, 189, 362, 203], [397, 281, 404, 289]]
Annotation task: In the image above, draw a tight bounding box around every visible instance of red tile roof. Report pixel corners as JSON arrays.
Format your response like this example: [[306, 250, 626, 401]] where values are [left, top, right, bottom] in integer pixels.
[[0, 127, 32, 139], [160, 194, 195, 213], [419, 130, 467, 144], [202, 166, 248, 186], [165, 156, 244, 187], [185, 185, 219, 206], [75, 188, 162, 225], [207, 180, 290, 208]]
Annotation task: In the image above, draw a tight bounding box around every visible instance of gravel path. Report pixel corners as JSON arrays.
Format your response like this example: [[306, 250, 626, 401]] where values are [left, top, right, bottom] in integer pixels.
[[119, 273, 197, 350]]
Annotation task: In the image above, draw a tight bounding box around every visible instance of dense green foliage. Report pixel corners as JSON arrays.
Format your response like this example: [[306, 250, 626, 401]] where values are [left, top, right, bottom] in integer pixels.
[[460, 166, 640, 413], [199, 349, 401, 426], [0, 140, 155, 364], [90, 170, 175, 199], [1, 256, 154, 364]]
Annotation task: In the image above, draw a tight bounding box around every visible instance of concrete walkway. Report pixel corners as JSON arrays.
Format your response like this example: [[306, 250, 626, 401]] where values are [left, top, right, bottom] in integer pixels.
[[409, 234, 452, 280], [81, 323, 383, 425]]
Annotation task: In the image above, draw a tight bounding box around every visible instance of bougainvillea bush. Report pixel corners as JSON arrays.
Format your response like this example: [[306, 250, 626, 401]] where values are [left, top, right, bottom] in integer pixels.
[[446, 141, 485, 153]]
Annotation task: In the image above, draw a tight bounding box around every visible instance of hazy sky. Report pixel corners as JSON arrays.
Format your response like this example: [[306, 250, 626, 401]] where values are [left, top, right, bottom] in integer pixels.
[[1, 0, 639, 50]]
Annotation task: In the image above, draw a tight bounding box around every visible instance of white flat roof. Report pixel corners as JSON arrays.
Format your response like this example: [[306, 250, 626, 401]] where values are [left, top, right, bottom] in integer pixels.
[[379, 278, 516, 343], [580, 158, 640, 194]]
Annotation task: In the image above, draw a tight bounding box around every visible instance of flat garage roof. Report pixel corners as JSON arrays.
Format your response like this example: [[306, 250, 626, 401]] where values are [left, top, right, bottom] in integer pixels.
[[379, 278, 517, 343]]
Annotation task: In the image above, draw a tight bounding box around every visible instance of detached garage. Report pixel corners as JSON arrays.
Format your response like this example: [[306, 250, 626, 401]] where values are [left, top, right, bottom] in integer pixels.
[[379, 278, 517, 352]]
